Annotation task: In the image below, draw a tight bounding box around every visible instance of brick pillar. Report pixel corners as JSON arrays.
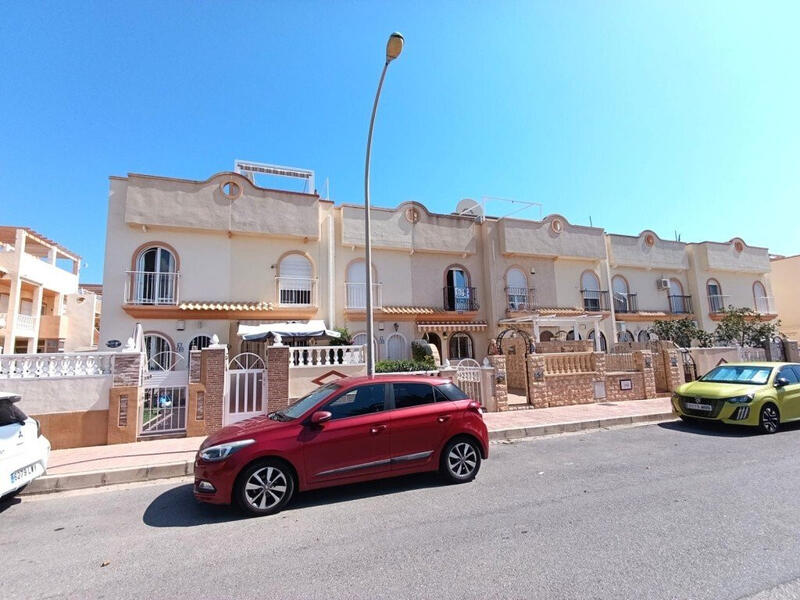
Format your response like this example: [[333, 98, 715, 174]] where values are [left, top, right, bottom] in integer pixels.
[[267, 345, 290, 412], [633, 350, 657, 399], [198, 345, 227, 434], [526, 354, 549, 409], [486, 355, 508, 412], [591, 352, 607, 403], [663, 349, 683, 392], [107, 352, 145, 445]]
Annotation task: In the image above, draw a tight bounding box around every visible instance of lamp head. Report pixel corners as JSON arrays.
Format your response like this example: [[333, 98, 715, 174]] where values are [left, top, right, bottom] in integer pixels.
[[386, 32, 404, 62]]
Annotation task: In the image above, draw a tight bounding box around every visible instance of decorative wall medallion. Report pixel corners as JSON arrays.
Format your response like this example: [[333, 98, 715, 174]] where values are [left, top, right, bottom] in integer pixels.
[[550, 218, 563, 234], [733, 240, 744, 253], [644, 233, 655, 247], [220, 180, 242, 200], [405, 207, 420, 224]]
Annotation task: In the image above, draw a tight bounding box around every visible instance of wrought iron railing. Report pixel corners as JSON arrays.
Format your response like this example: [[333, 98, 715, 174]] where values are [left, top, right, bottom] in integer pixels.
[[276, 277, 317, 307], [345, 283, 383, 309], [755, 296, 775, 315], [707, 294, 730, 314], [668, 295, 693, 314], [613, 292, 638, 313], [125, 271, 180, 305], [505, 287, 536, 311], [443, 286, 479, 311], [581, 290, 609, 312]]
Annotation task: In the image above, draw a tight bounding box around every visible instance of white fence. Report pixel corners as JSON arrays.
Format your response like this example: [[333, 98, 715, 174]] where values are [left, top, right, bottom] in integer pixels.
[[290, 345, 366, 368], [0, 351, 116, 379]]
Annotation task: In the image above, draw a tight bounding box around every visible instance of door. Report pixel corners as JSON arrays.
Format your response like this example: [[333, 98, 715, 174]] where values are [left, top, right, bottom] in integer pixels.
[[301, 383, 390, 483], [776, 366, 800, 421], [388, 382, 457, 471], [446, 268, 470, 311]]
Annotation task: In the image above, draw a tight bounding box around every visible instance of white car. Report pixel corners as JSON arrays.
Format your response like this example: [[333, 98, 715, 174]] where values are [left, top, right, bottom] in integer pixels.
[[0, 392, 50, 501]]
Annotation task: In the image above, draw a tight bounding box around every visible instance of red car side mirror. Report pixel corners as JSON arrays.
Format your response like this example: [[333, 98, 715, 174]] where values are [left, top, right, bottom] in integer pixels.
[[310, 411, 332, 425]]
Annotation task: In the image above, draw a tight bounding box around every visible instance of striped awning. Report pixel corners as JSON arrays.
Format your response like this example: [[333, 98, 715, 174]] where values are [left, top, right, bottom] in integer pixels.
[[179, 301, 273, 311], [417, 321, 487, 332], [382, 306, 436, 315]]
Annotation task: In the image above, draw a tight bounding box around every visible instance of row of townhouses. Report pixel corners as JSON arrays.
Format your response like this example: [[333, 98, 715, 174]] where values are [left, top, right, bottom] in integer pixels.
[[1, 226, 101, 354], [98, 166, 777, 366]]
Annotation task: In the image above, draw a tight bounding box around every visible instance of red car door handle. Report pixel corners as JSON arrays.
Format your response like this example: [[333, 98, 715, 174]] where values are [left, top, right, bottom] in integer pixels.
[[437, 415, 451, 423], [371, 425, 387, 434]]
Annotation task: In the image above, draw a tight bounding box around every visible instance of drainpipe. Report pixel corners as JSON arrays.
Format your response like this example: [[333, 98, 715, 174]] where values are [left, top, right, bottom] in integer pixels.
[[327, 214, 335, 329]]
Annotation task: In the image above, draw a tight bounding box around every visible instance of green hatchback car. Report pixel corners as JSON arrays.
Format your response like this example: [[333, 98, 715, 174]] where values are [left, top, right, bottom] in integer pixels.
[[672, 362, 800, 434]]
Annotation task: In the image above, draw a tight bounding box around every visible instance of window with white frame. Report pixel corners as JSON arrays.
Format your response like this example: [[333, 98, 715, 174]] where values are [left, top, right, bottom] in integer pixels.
[[278, 254, 313, 305], [135, 246, 177, 304], [448, 332, 473, 360], [506, 268, 530, 310]]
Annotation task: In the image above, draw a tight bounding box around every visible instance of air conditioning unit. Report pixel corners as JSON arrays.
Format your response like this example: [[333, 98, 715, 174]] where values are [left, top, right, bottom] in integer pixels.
[[656, 278, 670, 290]]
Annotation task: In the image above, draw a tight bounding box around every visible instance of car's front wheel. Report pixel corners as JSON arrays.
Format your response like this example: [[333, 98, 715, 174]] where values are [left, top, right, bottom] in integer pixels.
[[440, 438, 481, 483], [235, 460, 295, 516], [758, 404, 780, 434]]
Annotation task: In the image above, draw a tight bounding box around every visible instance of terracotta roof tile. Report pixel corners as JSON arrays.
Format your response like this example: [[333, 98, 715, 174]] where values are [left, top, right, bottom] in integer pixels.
[[381, 306, 436, 315], [179, 301, 273, 311]]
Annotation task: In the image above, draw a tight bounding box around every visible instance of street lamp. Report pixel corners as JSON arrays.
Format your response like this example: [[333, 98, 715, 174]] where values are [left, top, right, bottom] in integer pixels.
[[364, 32, 404, 377]]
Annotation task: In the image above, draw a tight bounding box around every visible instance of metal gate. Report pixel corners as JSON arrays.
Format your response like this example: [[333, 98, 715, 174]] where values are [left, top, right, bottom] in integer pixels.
[[226, 353, 267, 425], [141, 351, 188, 435], [455, 359, 483, 404]]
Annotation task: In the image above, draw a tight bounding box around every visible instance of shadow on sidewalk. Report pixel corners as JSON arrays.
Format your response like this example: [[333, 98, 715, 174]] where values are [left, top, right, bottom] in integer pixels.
[[658, 419, 800, 438], [143, 472, 447, 528]]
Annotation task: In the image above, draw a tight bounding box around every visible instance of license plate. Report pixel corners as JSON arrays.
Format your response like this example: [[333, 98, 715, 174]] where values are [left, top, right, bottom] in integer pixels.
[[685, 402, 712, 412], [11, 463, 38, 484]]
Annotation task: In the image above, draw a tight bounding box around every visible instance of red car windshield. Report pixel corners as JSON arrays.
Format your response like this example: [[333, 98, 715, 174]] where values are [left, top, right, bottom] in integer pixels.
[[275, 383, 340, 420]]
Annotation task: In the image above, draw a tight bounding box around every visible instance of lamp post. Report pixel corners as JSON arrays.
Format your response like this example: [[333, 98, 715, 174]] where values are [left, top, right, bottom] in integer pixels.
[[364, 32, 404, 377]]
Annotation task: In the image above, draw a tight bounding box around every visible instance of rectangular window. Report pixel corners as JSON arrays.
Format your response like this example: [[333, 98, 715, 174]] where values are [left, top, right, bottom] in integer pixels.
[[393, 383, 435, 409], [437, 382, 469, 401]]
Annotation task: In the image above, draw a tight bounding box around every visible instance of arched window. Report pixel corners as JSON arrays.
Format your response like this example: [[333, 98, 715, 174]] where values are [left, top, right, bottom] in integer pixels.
[[352, 332, 378, 360], [449, 332, 473, 360], [618, 330, 634, 343], [638, 329, 651, 344], [345, 260, 377, 309], [706, 278, 724, 313], [445, 267, 474, 311], [566, 330, 582, 341], [135, 246, 177, 304], [588, 330, 607, 352], [144, 333, 172, 370], [581, 271, 602, 311], [612, 275, 631, 313], [753, 281, 768, 313], [539, 330, 554, 342], [189, 335, 212, 352], [506, 268, 530, 311], [278, 254, 314, 306], [668, 279, 687, 314], [386, 333, 408, 361]]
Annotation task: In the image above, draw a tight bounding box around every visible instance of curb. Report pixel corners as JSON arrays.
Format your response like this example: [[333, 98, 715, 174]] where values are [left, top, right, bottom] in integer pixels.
[[488, 412, 676, 442], [22, 460, 194, 496]]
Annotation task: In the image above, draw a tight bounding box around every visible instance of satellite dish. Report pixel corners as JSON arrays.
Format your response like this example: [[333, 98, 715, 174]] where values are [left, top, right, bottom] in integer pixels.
[[456, 198, 484, 219]]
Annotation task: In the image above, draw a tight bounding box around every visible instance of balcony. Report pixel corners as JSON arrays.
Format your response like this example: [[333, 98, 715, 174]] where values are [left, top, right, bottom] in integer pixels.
[[276, 277, 317, 307], [756, 296, 776, 315], [581, 290, 609, 312], [613, 292, 639, 314], [15, 313, 37, 335], [668, 295, 693, 314], [345, 283, 383, 310], [125, 271, 180, 305], [707, 294, 730, 314], [443, 286, 479, 312], [506, 287, 536, 312], [39, 315, 69, 339]]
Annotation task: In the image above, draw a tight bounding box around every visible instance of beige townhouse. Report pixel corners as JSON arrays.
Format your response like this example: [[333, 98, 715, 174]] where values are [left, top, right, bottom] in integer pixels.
[[770, 254, 800, 340], [1, 226, 101, 354], [98, 166, 777, 366]]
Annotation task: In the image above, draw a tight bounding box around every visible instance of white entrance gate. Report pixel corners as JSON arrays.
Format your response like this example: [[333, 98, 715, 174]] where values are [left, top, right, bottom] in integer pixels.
[[226, 353, 268, 425], [141, 351, 188, 435], [455, 358, 483, 404]]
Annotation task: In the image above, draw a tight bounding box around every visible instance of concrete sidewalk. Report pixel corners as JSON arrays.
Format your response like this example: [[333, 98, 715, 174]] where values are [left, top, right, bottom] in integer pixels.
[[25, 397, 674, 495]]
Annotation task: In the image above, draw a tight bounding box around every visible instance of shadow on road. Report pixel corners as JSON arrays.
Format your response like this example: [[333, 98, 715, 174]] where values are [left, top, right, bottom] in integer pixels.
[[658, 419, 800, 438], [143, 471, 446, 528], [0, 495, 22, 514]]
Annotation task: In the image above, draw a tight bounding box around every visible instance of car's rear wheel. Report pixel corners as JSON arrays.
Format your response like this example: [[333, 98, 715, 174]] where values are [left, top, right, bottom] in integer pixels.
[[235, 460, 295, 516], [440, 438, 481, 483], [758, 404, 780, 434]]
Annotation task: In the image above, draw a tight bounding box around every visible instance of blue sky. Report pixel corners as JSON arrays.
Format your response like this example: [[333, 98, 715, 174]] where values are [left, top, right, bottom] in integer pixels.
[[1, 1, 798, 283]]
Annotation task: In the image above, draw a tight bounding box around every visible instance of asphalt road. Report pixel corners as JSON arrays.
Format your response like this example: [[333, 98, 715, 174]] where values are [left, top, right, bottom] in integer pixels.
[[4, 420, 800, 600]]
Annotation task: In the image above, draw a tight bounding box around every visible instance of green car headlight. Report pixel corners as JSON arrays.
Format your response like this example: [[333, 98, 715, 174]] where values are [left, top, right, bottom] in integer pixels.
[[727, 394, 754, 404]]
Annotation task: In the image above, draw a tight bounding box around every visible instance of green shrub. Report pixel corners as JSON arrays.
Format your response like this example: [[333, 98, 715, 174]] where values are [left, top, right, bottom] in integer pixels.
[[411, 339, 433, 362], [375, 358, 436, 373]]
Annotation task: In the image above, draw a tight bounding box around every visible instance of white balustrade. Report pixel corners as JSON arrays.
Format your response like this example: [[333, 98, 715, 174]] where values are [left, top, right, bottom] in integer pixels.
[[125, 271, 180, 305], [345, 283, 383, 309], [289, 345, 366, 368], [543, 352, 595, 375], [15, 313, 36, 332], [276, 277, 318, 307], [0, 351, 117, 379]]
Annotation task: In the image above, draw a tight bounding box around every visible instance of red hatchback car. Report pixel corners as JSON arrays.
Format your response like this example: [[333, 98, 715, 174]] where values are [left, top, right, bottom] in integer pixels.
[[194, 375, 489, 515]]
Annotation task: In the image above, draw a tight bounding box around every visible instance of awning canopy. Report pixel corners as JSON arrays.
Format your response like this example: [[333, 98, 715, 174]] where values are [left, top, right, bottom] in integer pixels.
[[237, 320, 341, 342], [417, 321, 487, 332]]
